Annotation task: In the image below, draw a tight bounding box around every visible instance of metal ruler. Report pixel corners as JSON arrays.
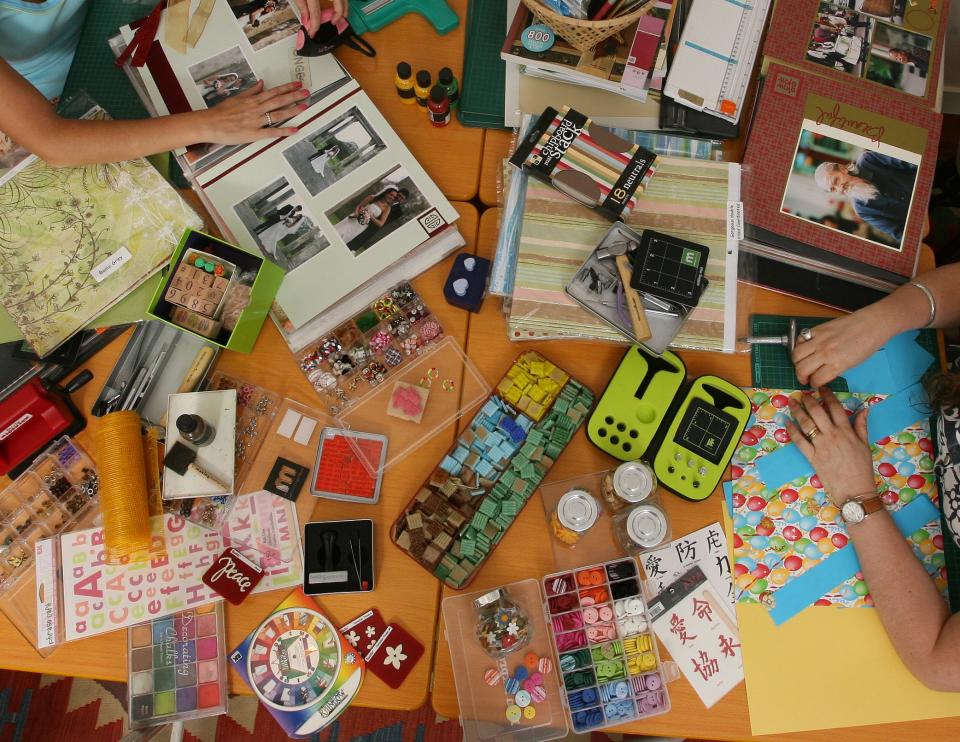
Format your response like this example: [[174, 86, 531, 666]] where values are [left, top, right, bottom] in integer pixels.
[[663, 0, 771, 125]]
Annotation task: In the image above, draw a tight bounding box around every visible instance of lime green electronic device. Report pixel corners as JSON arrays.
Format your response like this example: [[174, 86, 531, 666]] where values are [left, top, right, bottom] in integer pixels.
[[587, 345, 751, 500]]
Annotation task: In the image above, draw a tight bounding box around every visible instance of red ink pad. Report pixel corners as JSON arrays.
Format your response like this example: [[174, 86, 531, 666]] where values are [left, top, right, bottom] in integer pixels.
[[201, 547, 264, 605], [311, 428, 387, 504]]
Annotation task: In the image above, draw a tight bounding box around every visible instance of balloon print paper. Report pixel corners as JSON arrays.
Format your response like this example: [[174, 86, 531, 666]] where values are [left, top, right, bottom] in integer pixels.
[[731, 390, 946, 613]]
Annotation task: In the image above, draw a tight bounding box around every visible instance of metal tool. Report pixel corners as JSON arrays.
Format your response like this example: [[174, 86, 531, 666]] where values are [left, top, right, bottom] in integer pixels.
[[744, 319, 798, 352]]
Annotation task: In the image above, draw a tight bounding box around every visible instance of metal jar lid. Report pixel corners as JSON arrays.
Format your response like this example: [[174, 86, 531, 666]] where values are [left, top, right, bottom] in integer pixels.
[[474, 588, 505, 609], [557, 489, 600, 533], [613, 462, 655, 503], [625, 504, 668, 549]]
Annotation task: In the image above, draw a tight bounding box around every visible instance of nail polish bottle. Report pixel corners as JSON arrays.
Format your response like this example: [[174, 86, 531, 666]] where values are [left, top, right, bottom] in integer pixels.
[[176, 414, 216, 446]]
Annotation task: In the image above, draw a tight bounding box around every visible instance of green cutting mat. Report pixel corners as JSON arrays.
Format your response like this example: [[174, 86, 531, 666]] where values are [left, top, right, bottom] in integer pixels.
[[59, 0, 154, 120], [458, 0, 508, 128], [750, 314, 938, 391]]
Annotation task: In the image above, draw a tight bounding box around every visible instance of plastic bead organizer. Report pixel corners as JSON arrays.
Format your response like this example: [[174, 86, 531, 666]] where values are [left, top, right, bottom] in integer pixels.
[[392, 352, 594, 588]]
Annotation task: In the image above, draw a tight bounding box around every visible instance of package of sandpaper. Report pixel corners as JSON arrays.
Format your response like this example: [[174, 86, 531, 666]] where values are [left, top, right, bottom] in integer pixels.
[[510, 105, 657, 220]]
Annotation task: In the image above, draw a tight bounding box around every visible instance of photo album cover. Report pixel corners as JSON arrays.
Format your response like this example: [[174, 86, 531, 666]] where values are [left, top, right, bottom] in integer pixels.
[[117, 0, 462, 335], [763, 0, 949, 109], [741, 62, 940, 283]]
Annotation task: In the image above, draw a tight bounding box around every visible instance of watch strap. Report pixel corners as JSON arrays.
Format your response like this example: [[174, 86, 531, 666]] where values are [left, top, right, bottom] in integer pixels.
[[860, 496, 885, 516]]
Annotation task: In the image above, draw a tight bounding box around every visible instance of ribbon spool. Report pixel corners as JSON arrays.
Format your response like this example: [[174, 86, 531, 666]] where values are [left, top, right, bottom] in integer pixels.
[[93, 411, 155, 563]]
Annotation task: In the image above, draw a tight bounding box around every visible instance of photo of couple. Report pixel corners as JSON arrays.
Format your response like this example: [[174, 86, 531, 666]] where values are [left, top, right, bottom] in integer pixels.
[[326, 166, 429, 257], [234, 177, 330, 271], [188, 46, 257, 109]]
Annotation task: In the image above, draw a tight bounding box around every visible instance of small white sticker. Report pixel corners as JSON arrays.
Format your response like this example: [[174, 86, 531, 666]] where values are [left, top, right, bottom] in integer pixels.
[[294, 416, 318, 445], [726, 201, 744, 241], [309, 570, 348, 584], [90, 247, 132, 282], [290, 49, 311, 90]]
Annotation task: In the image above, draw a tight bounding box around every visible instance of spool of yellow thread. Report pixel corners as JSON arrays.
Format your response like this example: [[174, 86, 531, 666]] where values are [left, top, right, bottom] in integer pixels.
[[93, 411, 155, 563]]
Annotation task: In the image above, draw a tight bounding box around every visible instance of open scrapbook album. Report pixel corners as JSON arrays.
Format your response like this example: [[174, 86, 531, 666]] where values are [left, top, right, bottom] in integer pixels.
[[115, 0, 463, 350]]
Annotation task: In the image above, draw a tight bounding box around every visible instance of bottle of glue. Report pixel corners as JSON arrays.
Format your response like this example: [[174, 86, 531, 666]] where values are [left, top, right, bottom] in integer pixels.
[[428, 85, 450, 127]]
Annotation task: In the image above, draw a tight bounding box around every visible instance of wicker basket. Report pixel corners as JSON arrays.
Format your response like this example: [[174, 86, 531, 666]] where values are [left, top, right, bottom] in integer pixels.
[[520, 0, 655, 53]]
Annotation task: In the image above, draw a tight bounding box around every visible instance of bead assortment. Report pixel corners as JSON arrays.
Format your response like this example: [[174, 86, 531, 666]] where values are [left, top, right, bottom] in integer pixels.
[[0, 438, 98, 591], [544, 559, 671, 732], [392, 352, 594, 589], [298, 282, 445, 413]]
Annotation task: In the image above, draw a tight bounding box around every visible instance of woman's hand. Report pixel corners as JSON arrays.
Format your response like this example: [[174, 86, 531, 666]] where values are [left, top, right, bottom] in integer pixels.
[[792, 307, 890, 388], [195, 80, 308, 144], [785, 388, 876, 506], [295, 0, 348, 35]]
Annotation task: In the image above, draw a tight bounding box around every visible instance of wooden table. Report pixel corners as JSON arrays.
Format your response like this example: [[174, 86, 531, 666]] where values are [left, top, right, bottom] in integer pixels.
[[0, 202, 478, 713], [429, 208, 960, 740], [337, 0, 482, 202]]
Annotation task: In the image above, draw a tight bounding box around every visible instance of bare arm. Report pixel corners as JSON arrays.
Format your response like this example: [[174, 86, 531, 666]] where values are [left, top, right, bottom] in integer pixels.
[[0, 59, 307, 167], [794, 262, 960, 387], [788, 389, 960, 690]]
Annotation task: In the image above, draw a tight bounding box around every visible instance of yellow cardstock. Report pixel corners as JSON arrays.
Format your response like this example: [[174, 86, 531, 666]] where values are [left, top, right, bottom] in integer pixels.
[[739, 603, 960, 735], [165, 0, 190, 54]]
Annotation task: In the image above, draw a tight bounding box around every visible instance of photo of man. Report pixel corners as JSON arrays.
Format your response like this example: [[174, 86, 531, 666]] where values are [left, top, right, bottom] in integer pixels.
[[781, 125, 920, 250], [813, 151, 917, 243]]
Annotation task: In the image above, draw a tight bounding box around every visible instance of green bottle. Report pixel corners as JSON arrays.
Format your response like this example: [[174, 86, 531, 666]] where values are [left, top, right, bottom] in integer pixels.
[[438, 67, 459, 109]]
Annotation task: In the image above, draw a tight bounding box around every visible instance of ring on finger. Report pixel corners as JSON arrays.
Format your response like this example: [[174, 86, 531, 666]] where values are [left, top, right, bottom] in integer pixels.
[[264, 111, 273, 127], [804, 426, 821, 441], [799, 327, 814, 342]]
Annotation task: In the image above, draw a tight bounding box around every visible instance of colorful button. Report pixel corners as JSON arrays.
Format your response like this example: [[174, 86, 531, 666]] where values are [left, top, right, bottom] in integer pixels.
[[515, 689, 532, 708], [483, 668, 501, 686], [524, 652, 539, 670], [530, 685, 547, 704], [538, 657, 552, 674], [523, 705, 537, 720], [505, 704, 522, 723]]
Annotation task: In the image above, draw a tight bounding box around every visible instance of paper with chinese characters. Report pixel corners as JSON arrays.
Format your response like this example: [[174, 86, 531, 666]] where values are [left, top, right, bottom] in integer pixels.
[[648, 566, 742, 708], [732, 390, 945, 611], [640, 522, 733, 608], [0, 106, 200, 356]]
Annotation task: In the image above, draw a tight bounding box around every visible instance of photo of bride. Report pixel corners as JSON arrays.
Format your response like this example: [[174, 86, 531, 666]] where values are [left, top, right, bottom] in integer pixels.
[[326, 165, 431, 257]]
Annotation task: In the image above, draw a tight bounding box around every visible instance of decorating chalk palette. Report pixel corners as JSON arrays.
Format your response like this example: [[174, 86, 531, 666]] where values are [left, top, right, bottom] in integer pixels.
[[392, 352, 594, 589], [230, 588, 364, 738], [128, 603, 228, 729], [297, 282, 445, 414], [543, 559, 671, 732]]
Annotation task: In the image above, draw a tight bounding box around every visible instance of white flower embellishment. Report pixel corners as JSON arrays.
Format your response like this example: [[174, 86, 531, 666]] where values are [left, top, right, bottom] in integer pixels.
[[507, 621, 520, 637], [365, 626, 377, 637], [384, 644, 407, 670], [345, 630, 360, 647]]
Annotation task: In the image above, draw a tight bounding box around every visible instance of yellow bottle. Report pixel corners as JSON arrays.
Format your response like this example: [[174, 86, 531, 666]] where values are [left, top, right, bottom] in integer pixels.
[[414, 70, 431, 109], [394, 62, 415, 104]]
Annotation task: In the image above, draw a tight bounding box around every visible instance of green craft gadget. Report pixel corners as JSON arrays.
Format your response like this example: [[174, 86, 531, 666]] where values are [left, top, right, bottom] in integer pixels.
[[587, 345, 751, 500]]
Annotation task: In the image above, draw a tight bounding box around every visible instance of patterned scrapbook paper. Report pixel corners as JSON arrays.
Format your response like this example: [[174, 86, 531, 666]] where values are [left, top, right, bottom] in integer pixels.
[[742, 63, 940, 278], [731, 389, 946, 610], [0, 108, 200, 356], [508, 156, 738, 352], [763, 0, 949, 109]]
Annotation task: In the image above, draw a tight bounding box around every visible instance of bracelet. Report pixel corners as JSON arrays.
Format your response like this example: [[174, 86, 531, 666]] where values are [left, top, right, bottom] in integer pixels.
[[910, 280, 937, 327]]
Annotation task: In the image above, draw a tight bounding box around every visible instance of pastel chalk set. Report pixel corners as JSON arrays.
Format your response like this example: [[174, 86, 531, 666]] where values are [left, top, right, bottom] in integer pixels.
[[444, 252, 491, 313], [587, 345, 750, 500], [127, 603, 228, 729], [392, 351, 594, 589]]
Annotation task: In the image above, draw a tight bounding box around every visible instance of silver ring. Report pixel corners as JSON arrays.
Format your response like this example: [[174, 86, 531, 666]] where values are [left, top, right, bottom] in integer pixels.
[[264, 111, 273, 127], [799, 327, 814, 342]]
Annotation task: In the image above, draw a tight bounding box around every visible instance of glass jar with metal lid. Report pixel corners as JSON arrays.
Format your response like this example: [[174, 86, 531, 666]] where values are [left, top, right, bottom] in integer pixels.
[[474, 587, 530, 657], [613, 502, 671, 555], [550, 488, 600, 547], [601, 461, 657, 514]]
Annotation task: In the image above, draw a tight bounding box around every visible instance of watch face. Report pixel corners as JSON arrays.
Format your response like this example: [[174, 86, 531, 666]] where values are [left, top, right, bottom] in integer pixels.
[[842, 500, 865, 524]]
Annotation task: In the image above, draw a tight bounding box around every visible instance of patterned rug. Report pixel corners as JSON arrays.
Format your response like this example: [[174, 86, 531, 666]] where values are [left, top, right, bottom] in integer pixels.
[[0, 669, 463, 742]]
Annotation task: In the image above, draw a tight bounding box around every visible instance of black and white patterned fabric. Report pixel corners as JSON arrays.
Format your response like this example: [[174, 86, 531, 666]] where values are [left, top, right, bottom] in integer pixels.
[[934, 407, 960, 549]]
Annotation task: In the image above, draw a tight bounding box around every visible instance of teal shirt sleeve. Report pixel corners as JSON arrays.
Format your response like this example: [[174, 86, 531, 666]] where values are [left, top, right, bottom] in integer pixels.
[[0, 0, 89, 100]]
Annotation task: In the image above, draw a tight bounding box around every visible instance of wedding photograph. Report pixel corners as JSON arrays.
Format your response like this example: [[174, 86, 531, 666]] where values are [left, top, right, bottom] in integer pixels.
[[188, 46, 257, 108], [228, 0, 301, 51]]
